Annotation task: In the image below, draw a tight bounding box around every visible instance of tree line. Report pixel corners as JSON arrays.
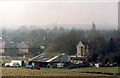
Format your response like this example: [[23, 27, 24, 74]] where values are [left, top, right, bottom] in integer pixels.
[[2, 26, 120, 64]]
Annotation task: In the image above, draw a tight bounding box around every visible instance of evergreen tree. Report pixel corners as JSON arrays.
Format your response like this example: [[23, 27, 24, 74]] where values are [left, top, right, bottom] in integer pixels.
[[107, 37, 117, 53]]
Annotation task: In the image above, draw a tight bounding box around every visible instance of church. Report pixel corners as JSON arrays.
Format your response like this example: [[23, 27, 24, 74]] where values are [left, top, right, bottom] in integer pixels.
[[70, 41, 89, 64]]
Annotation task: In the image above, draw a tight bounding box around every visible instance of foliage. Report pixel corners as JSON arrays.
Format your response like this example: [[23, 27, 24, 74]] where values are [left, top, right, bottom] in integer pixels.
[[2, 26, 120, 63]]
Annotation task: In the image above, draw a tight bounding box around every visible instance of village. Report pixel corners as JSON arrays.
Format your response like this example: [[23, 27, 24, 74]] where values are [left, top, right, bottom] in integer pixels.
[[0, 22, 120, 77], [0, 22, 119, 68], [0, 38, 119, 76], [0, 36, 119, 69], [0, 1, 120, 77], [0, 39, 93, 68]]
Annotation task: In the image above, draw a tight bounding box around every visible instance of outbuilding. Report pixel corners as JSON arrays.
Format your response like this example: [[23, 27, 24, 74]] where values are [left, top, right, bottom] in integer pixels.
[[29, 52, 70, 67]]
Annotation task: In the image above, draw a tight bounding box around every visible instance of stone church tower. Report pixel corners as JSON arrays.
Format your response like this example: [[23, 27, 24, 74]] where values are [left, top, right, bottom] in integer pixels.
[[70, 41, 89, 64], [76, 41, 89, 58], [76, 42, 85, 57]]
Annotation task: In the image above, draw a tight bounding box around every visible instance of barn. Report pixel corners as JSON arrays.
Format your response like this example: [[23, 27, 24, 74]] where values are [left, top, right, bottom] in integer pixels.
[[28, 52, 70, 67]]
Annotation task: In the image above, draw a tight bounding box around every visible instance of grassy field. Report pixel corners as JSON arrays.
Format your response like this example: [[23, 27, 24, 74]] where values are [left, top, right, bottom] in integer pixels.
[[1, 58, 28, 63], [1, 67, 119, 76], [1, 58, 119, 76], [75, 67, 119, 74]]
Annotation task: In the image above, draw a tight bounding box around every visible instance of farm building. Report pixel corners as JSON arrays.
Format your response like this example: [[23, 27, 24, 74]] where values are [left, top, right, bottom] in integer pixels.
[[28, 52, 70, 67]]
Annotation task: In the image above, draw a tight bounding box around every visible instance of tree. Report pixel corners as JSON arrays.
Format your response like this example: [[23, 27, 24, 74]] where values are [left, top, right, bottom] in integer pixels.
[[53, 30, 85, 55], [107, 37, 117, 53]]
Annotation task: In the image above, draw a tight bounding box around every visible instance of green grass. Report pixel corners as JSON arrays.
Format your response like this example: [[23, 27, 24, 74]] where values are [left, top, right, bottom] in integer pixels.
[[1, 58, 28, 63], [1, 58, 119, 76], [40, 67, 118, 73], [1, 67, 119, 76], [71, 67, 118, 74]]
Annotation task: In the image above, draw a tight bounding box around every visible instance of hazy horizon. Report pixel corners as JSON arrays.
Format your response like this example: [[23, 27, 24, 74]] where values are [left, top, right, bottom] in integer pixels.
[[0, 0, 118, 29]]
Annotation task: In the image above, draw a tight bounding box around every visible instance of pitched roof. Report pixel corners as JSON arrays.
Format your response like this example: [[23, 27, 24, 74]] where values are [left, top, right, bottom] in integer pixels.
[[76, 41, 84, 47], [29, 52, 63, 62], [17, 42, 28, 49]]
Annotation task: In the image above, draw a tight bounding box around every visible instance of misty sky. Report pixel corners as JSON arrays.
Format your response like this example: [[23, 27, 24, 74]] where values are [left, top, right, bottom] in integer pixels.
[[0, 0, 119, 29]]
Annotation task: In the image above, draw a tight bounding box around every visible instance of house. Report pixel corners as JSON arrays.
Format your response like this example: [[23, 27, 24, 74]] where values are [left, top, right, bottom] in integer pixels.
[[0, 37, 5, 54], [17, 42, 28, 54], [29, 52, 70, 67], [70, 41, 89, 64]]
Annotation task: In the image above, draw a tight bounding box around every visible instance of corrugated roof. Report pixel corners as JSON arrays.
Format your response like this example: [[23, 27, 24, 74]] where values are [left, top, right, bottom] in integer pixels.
[[29, 52, 63, 62]]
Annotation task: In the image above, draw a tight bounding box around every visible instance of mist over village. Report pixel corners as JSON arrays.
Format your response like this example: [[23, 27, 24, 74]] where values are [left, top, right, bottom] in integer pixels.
[[0, 1, 120, 77], [1, 22, 120, 65]]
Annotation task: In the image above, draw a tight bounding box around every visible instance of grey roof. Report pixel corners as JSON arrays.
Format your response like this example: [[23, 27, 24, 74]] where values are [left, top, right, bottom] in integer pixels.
[[17, 42, 28, 49], [29, 52, 63, 62]]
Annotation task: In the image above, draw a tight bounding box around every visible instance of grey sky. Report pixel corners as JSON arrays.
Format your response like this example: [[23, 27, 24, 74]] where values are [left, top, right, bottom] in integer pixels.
[[0, 0, 119, 29]]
